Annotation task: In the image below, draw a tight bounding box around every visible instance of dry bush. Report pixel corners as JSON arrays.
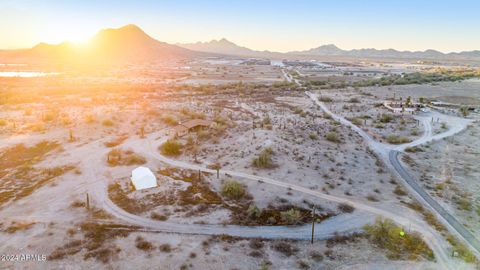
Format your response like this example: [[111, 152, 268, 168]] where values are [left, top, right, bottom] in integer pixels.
[[273, 241, 298, 257], [326, 132, 341, 143], [386, 135, 411, 144], [104, 135, 129, 148], [135, 236, 154, 251], [252, 147, 275, 168], [221, 180, 246, 200], [159, 243, 172, 253], [107, 148, 146, 166], [338, 203, 355, 213], [159, 140, 183, 156]]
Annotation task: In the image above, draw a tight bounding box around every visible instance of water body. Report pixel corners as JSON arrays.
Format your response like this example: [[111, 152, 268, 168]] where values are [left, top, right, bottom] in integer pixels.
[[0, 71, 60, 78]]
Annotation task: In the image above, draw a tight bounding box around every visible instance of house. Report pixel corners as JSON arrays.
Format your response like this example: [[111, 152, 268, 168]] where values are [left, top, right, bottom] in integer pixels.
[[168, 119, 217, 138], [131, 166, 157, 190], [383, 101, 423, 114], [169, 125, 189, 138]]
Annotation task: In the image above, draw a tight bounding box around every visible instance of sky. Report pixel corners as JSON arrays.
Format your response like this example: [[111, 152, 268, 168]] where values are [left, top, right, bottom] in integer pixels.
[[0, 0, 479, 53]]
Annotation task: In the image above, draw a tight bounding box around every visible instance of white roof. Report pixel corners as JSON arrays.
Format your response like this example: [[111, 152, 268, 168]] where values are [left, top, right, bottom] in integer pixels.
[[131, 166, 157, 190]]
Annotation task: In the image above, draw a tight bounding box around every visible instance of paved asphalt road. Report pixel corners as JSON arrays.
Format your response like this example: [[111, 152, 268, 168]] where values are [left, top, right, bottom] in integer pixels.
[[390, 150, 480, 255]]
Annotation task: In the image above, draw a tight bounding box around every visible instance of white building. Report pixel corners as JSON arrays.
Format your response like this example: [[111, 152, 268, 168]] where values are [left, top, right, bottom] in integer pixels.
[[131, 166, 157, 190]]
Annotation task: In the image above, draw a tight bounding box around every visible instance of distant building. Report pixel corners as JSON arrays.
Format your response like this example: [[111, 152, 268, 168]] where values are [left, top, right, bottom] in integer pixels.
[[168, 119, 217, 138], [383, 101, 424, 114]]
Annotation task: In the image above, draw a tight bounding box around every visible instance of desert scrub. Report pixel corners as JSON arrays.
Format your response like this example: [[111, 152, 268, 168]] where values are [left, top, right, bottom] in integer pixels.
[[364, 217, 434, 261], [378, 114, 393, 123], [446, 234, 477, 263], [325, 131, 341, 143], [319, 96, 333, 102], [135, 236, 154, 251], [221, 180, 245, 200], [159, 140, 183, 156], [252, 147, 275, 168], [107, 149, 146, 166], [405, 146, 423, 153], [280, 208, 302, 225], [104, 135, 129, 147], [338, 203, 355, 213], [348, 97, 360, 103], [85, 114, 96, 123], [273, 241, 299, 257], [162, 114, 178, 126], [386, 135, 411, 144], [350, 117, 363, 126], [393, 186, 407, 196], [102, 119, 114, 127]]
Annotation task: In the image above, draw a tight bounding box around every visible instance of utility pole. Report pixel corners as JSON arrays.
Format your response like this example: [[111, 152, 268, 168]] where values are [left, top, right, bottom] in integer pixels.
[[86, 193, 90, 210], [198, 170, 201, 181], [311, 206, 315, 244]]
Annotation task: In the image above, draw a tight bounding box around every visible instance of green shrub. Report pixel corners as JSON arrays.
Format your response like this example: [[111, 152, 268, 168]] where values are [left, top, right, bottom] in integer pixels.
[[446, 234, 477, 263], [364, 217, 434, 261], [386, 135, 411, 144], [221, 180, 245, 200], [247, 204, 262, 219], [159, 140, 182, 156], [326, 132, 341, 143], [252, 147, 274, 168], [280, 209, 302, 225], [351, 118, 363, 126]]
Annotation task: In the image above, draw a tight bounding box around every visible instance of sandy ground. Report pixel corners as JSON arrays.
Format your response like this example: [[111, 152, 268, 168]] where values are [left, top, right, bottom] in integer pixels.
[[1, 66, 478, 269]]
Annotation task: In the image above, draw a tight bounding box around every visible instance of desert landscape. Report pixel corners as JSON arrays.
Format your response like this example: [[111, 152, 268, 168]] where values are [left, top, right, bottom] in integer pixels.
[[1, 1, 480, 270]]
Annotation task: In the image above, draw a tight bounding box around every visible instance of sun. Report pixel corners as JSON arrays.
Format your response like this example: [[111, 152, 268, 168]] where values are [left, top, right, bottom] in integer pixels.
[[43, 25, 94, 45]]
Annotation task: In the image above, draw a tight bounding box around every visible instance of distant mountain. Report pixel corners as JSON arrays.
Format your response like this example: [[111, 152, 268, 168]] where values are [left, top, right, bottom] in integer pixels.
[[0, 24, 202, 65], [179, 39, 480, 61], [290, 44, 344, 56], [88, 24, 199, 63], [178, 38, 279, 57], [289, 45, 480, 60]]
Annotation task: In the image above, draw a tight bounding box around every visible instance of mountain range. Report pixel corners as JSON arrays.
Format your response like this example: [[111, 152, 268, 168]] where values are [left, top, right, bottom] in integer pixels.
[[180, 40, 480, 60], [0, 24, 202, 65], [1, 24, 479, 66]]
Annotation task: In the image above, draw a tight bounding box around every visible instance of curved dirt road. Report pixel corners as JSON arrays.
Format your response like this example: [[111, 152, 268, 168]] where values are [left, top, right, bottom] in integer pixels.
[[306, 91, 477, 268]]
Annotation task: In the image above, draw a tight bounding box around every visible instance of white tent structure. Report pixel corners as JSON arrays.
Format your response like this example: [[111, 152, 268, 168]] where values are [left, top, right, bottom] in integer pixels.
[[131, 167, 157, 190]]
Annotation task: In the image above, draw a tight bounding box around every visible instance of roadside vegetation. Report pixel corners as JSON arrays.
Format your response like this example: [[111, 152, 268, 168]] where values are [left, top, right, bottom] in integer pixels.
[[353, 69, 480, 88], [252, 147, 275, 168], [364, 218, 434, 261]]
